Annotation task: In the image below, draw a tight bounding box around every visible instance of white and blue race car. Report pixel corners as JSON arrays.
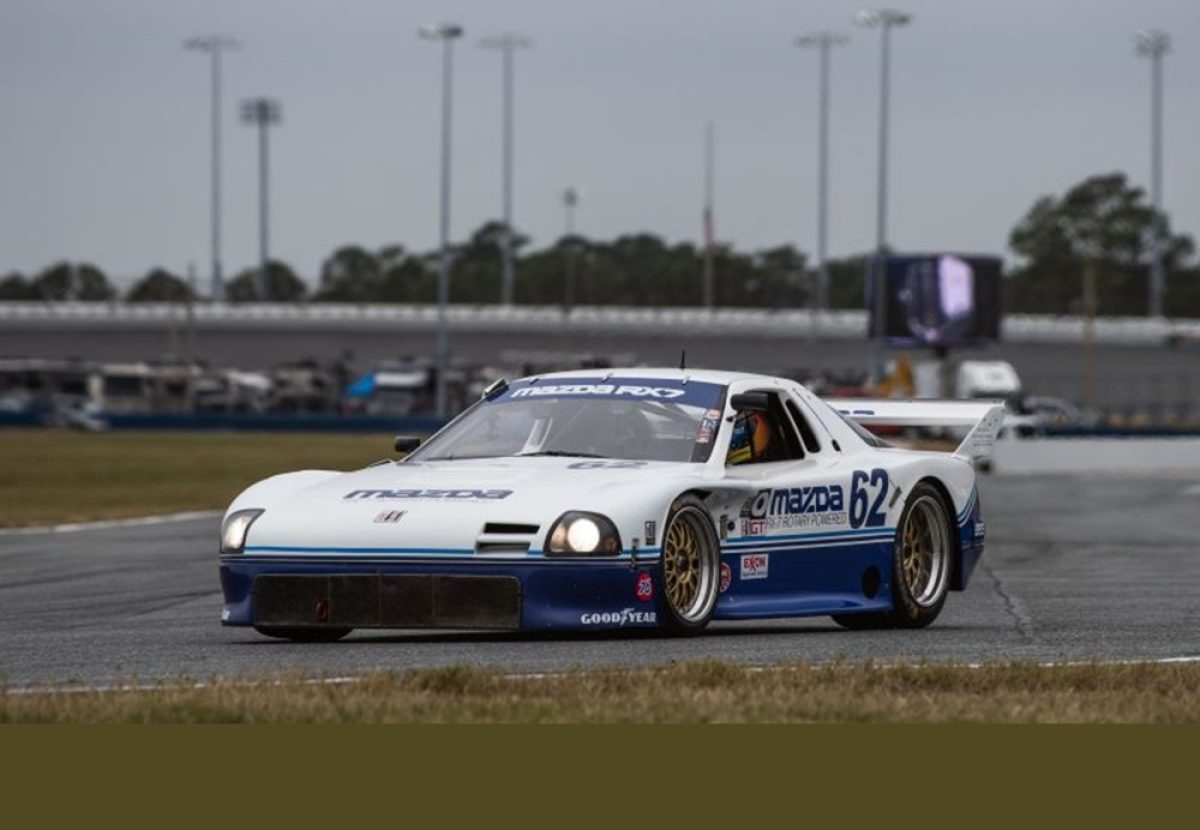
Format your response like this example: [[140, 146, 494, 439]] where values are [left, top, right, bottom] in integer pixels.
[[218, 369, 1003, 640]]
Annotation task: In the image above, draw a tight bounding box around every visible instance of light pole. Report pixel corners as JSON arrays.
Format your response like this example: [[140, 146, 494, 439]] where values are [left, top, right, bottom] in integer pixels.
[[240, 98, 282, 301], [184, 34, 240, 301], [1135, 29, 1170, 318], [702, 121, 715, 309], [855, 9, 911, 366], [562, 187, 580, 312], [480, 33, 532, 306], [420, 22, 464, 418], [795, 32, 849, 313]]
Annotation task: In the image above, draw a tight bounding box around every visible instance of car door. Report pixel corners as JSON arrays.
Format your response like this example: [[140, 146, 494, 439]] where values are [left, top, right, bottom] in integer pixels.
[[718, 381, 878, 614]]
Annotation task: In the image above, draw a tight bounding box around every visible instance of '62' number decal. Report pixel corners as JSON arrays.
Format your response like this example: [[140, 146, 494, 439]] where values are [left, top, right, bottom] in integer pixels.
[[849, 468, 889, 529]]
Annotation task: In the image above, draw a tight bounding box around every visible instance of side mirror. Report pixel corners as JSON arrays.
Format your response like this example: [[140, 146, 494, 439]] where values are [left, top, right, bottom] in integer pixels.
[[730, 392, 771, 413], [394, 435, 422, 454]]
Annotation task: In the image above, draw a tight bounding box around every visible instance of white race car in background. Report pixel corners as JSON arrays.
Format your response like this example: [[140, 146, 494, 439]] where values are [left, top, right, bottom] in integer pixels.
[[218, 369, 1003, 640]]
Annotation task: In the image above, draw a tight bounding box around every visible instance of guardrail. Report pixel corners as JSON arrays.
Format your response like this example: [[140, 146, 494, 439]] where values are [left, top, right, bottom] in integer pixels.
[[1, 301, 1196, 345]]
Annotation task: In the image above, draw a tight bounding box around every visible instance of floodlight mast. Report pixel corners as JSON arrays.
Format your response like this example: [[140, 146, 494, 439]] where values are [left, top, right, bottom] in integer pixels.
[[795, 32, 849, 313], [480, 33, 532, 306], [702, 120, 715, 310], [855, 9, 911, 368], [1135, 29, 1170, 318], [240, 98, 281, 301], [420, 23, 464, 418], [562, 187, 580, 312], [184, 34, 240, 301]]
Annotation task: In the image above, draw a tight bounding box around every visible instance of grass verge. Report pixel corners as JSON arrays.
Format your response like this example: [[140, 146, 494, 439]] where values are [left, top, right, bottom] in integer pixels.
[[0, 429, 393, 527], [5, 660, 1200, 723]]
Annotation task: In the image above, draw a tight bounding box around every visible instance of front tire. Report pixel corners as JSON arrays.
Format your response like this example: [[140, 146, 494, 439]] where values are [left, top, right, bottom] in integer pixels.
[[658, 496, 720, 636], [254, 626, 353, 642], [832, 480, 954, 631]]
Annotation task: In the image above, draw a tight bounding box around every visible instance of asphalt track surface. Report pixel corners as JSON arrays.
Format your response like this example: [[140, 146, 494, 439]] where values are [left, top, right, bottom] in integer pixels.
[[3, 474, 1199, 688]]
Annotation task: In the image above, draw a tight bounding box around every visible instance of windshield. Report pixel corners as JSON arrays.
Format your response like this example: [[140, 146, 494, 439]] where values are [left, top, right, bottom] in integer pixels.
[[409, 377, 727, 463]]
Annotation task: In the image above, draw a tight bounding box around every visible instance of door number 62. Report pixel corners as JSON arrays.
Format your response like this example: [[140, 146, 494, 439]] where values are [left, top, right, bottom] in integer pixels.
[[849, 468, 889, 529]]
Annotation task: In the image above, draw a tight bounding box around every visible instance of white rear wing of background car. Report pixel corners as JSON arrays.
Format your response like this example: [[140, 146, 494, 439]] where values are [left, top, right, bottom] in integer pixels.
[[824, 398, 1007, 460]]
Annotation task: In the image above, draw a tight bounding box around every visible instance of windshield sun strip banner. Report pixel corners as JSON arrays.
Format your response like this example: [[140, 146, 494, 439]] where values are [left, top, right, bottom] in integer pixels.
[[490, 377, 726, 408]]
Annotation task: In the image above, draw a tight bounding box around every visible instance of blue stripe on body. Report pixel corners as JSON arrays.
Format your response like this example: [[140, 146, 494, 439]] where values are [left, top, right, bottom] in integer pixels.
[[242, 544, 660, 563], [956, 487, 977, 524], [722, 526, 897, 547], [723, 535, 894, 555]]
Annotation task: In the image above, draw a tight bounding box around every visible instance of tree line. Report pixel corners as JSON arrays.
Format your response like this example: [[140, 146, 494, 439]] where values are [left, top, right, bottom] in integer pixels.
[[2, 172, 1196, 316]]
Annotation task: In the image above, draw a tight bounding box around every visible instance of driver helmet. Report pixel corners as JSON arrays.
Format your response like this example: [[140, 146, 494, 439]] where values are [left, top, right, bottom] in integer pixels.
[[727, 412, 773, 464]]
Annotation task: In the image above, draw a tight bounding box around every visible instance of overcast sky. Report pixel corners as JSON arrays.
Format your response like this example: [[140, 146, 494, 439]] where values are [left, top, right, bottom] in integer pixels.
[[1, 0, 1197, 287]]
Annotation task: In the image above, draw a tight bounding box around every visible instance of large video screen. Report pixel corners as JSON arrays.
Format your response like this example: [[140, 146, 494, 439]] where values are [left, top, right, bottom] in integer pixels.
[[866, 254, 1002, 347]]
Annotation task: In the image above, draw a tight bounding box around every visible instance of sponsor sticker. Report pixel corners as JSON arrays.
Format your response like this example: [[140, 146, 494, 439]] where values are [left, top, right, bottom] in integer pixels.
[[636, 572, 653, 602], [719, 562, 732, 593], [740, 553, 769, 581], [580, 608, 658, 626], [739, 485, 848, 531], [974, 520, 986, 539], [373, 510, 407, 524], [741, 518, 766, 536], [644, 520, 657, 547], [344, 488, 512, 501]]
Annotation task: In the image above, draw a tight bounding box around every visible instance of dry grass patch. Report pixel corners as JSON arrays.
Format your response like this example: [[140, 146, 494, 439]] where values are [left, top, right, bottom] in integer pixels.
[[0, 429, 392, 527], [4, 660, 1200, 723]]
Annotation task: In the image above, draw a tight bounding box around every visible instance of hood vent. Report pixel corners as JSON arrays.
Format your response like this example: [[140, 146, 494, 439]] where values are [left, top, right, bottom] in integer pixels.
[[475, 522, 540, 555]]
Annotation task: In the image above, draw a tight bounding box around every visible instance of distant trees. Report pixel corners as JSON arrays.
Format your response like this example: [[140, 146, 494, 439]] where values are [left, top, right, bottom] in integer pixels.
[[315, 245, 385, 302], [308, 226, 816, 308], [127, 269, 194, 303], [227, 261, 307, 302], [1006, 172, 1196, 316], [3, 175, 1199, 316], [0, 273, 37, 300], [26, 262, 116, 301], [515, 231, 812, 307]]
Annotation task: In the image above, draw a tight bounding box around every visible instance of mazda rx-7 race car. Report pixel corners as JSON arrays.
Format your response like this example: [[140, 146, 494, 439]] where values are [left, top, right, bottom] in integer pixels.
[[219, 369, 1003, 640]]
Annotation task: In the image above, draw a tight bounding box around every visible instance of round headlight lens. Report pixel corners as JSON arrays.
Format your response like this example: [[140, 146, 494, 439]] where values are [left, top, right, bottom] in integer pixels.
[[545, 511, 622, 556], [565, 517, 601, 552]]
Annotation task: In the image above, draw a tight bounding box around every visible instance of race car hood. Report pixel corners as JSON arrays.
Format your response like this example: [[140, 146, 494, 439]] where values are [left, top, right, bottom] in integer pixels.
[[230, 457, 725, 556]]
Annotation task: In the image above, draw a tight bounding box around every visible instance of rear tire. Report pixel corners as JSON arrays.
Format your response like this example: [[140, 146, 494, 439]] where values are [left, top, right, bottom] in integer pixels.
[[888, 482, 954, 628], [658, 496, 720, 636], [830, 480, 954, 631], [254, 626, 352, 642]]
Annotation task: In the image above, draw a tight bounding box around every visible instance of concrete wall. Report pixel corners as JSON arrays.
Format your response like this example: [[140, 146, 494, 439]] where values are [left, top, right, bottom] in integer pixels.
[[992, 437, 1200, 475]]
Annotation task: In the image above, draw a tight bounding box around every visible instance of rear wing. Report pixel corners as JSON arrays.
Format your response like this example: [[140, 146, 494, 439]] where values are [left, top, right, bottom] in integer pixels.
[[824, 398, 1007, 460]]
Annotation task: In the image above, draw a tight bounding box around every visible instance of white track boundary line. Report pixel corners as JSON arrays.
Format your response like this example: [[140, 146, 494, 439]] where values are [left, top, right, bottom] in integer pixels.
[[7, 655, 1200, 696], [0, 510, 222, 538]]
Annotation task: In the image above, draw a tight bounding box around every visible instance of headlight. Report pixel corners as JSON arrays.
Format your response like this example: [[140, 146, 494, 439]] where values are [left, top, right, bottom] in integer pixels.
[[545, 511, 621, 556], [220, 509, 264, 555]]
